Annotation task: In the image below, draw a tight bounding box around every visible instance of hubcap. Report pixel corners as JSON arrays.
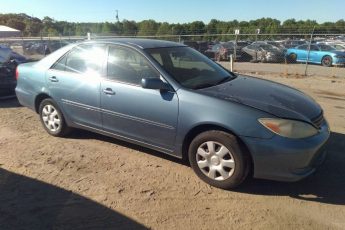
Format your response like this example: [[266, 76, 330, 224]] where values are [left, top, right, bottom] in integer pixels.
[[324, 58, 331, 65], [210, 156, 220, 166], [196, 141, 235, 181], [42, 104, 61, 132]]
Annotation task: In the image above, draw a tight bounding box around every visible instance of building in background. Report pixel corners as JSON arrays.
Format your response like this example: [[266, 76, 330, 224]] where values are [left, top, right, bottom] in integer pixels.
[[0, 25, 21, 38]]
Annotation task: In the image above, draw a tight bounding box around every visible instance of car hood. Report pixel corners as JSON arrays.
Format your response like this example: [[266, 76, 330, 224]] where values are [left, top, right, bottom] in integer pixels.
[[198, 75, 321, 121]]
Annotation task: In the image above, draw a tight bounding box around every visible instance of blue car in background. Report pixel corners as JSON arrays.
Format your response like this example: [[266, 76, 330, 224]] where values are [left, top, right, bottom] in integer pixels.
[[285, 43, 345, 67], [15, 39, 330, 189]]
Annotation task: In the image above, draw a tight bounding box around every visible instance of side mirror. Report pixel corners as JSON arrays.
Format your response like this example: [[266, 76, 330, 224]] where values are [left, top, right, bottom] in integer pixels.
[[141, 78, 170, 91]]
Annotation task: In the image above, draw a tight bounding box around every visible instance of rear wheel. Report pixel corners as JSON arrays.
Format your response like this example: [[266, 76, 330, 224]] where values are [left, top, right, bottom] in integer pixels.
[[39, 98, 71, 137], [288, 53, 297, 63], [188, 131, 250, 189], [321, 55, 332, 67]]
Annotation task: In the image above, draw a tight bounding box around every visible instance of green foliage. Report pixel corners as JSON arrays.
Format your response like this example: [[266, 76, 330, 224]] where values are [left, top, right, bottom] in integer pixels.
[[157, 22, 172, 35], [137, 20, 159, 36], [0, 13, 344, 39], [122, 20, 138, 35]]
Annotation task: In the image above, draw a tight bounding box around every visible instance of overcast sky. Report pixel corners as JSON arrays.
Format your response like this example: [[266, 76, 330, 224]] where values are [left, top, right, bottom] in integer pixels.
[[1, 0, 344, 23]]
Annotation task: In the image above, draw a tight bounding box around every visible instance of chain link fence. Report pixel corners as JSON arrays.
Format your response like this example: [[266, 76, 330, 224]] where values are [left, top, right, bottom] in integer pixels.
[[1, 30, 345, 77], [0, 35, 86, 61]]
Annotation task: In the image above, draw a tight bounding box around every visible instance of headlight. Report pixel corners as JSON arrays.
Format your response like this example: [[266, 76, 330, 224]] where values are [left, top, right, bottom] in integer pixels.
[[258, 118, 318, 139]]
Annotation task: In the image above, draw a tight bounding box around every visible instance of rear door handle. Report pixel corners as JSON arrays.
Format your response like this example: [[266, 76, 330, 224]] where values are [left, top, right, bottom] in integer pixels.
[[49, 76, 59, 82], [103, 88, 115, 95]]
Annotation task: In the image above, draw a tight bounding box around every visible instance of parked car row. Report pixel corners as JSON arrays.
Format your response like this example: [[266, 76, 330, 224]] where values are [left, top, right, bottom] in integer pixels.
[[183, 38, 345, 67], [23, 40, 73, 56]]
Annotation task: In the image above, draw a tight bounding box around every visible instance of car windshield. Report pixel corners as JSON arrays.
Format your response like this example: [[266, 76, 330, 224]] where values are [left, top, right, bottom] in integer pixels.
[[146, 46, 235, 89], [222, 43, 234, 48]]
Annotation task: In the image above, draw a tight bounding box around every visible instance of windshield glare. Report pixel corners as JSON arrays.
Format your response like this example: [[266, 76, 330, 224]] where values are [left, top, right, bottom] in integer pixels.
[[146, 46, 234, 89]]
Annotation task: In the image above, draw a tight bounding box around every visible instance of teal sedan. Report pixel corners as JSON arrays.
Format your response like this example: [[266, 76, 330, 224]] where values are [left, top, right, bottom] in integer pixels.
[[285, 44, 345, 67], [15, 39, 330, 189]]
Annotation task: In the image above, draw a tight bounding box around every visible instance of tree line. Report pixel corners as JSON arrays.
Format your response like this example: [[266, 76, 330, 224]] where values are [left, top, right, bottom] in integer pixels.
[[1, 13, 345, 39]]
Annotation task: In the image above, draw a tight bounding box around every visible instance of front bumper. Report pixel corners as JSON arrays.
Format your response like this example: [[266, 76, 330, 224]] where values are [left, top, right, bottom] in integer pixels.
[[241, 120, 330, 182], [265, 54, 284, 63], [333, 57, 345, 66]]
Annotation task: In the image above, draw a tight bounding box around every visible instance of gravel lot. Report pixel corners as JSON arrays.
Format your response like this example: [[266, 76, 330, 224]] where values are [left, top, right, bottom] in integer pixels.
[[1, 73, 345, 229]]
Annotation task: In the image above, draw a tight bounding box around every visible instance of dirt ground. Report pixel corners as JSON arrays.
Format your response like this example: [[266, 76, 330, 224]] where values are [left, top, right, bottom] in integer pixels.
[[1, 73, 345, 230]]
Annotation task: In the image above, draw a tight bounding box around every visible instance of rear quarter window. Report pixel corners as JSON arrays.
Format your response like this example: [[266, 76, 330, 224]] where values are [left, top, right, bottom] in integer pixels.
[[51, 44, 106, 75]]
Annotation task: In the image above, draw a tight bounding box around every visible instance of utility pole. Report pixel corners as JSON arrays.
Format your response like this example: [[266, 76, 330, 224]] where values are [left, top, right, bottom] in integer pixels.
[[305, 26, 315, 76], [115, 10, 119, 23], [234, 29, 240, 61], [255, 28, 260, 42]]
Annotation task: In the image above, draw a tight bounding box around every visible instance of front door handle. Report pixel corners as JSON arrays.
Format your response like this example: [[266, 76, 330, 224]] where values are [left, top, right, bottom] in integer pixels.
[[49, 76, 59, 82], [103, 88, 115, 95]]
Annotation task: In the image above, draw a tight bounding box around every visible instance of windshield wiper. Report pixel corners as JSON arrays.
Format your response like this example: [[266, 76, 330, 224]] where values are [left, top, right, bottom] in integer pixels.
[[193, 83, 217, 89], [194, 75, 235, 90], [216, 75, 235, 85]]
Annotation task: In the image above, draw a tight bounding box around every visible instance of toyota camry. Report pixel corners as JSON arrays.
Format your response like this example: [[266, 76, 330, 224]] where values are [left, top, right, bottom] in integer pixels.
[[15, 39, 330, 189]]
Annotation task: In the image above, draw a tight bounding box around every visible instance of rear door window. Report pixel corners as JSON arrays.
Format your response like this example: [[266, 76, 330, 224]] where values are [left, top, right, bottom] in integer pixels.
[[51, 44, 106, 75]]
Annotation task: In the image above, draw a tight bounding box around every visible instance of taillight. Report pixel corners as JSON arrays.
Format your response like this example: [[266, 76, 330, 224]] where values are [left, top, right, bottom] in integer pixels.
[[15, 67, 19, 80]]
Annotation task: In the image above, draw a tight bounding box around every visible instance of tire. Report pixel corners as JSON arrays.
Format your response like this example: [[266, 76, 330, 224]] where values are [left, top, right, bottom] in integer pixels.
[[288, 53, 297, 63], [321, 55, 332, 67], [39, 98, 71, 137], [188, 131, 250, 189]]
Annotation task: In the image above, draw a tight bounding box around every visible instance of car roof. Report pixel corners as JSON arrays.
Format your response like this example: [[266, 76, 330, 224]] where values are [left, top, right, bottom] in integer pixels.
[[34, 39, 186, 69], [84, 38, 186, 49]]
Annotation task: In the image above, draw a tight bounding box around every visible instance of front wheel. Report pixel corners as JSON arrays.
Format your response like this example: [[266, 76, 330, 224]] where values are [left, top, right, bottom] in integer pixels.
[[287, 53, 297, 63], [321, 55, 332, 67], [188, 131, 250, 189], [39, 98, 71, 137]]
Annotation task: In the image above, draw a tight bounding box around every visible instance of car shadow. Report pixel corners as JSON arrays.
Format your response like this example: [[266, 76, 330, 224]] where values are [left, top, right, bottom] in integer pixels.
[[0, 168, 148, 230], [70, 130, 345, 205], [235, 132, 345, 205], [69, 129, 188, 166], [0, 97, 21, 108]]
